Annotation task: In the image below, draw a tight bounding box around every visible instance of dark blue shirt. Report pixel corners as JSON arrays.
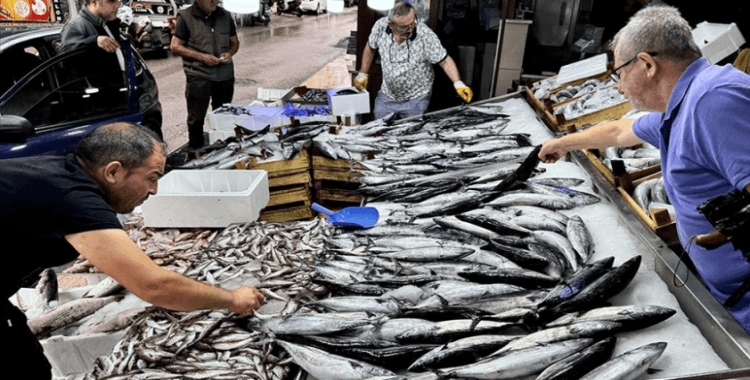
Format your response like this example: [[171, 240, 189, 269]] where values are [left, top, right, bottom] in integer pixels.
[[0, 155, 122, 298], [633, 58, 750, 331]]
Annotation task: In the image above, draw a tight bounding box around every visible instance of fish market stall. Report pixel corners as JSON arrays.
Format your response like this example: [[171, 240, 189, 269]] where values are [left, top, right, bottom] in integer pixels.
[[20, 92, 750, 380]]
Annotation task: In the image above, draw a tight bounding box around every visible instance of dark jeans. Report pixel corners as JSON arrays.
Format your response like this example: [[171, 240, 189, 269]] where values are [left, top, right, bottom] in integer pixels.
[[185, 75, 235, 149], [1, 300, 52, 379]]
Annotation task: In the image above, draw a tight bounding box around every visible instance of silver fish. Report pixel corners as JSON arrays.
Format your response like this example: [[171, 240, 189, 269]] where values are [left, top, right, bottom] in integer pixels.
[[579, 342, 668, 380]]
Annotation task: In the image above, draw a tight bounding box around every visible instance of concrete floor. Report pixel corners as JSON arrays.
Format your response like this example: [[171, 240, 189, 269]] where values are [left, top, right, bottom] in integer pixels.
[[142, 6, 358, 153]]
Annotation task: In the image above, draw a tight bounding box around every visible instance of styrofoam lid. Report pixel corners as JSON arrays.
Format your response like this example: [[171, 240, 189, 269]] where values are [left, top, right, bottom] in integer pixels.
[[555, 53, 608, 87]]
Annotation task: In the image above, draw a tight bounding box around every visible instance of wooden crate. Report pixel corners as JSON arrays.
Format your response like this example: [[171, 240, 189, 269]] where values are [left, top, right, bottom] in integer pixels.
[[267, 185, 312, 208], [259, 205, 314, 222], [245, 148, 311, 175], [580, 148, 661, 188], [523, 86, 633, 133], [617, 172, 678, 245]]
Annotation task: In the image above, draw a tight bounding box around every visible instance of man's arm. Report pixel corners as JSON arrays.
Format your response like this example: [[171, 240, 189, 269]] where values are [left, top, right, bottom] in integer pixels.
[[66, 229, 264, 314], [538, 118, 642, 162], [360, 43, 375, 75], [60, 21, 115, 54], [170, 36, 221, 66], [438, 56, 461, 83]]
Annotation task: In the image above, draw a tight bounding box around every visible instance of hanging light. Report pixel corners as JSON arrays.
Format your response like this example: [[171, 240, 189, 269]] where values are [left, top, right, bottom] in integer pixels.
[[368, 0, 394, 11], [329, 0, 344, 13], [223, 0, 260, 14]]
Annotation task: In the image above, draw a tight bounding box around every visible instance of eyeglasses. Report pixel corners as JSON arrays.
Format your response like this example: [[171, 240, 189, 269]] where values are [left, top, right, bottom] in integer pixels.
[[390, 19, 417, 36], [610, 52, 658, 83]]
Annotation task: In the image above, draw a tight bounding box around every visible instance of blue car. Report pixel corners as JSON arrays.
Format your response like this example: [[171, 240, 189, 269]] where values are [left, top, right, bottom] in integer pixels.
[[0, 24, 162, 159]]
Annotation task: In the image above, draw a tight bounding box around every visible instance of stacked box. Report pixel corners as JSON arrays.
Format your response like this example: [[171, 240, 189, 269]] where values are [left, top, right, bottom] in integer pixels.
[[311, 153, 365, 212], [245, 149, 316, 222]]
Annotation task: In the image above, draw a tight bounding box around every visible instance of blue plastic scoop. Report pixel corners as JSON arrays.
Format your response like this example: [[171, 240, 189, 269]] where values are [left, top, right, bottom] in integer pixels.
[[311, 202, 379, 229]]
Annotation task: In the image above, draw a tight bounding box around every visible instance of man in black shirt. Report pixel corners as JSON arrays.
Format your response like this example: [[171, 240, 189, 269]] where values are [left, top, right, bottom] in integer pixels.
[[0, 123, 264, 379], [170, 0, 239, 149]]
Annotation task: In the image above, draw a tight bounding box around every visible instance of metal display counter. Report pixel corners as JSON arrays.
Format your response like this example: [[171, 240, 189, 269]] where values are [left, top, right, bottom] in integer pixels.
[[572, 149, 750, 369]]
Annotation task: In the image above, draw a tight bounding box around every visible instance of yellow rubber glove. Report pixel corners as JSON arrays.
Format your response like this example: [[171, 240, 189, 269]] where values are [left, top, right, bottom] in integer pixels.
[[353, 72, 369, 91], [454, 81, 473, 103]]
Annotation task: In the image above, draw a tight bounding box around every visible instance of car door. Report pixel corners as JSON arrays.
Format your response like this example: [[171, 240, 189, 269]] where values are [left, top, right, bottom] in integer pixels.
[[0, 43, 142, 159]]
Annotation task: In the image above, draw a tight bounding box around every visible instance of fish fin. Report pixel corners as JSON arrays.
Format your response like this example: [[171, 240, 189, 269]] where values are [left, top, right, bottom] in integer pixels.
[[469, 317, 482, 332]]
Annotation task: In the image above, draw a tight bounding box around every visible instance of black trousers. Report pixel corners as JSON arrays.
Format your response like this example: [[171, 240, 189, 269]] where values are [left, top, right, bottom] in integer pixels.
[[185, 75, 235, 149], [1, 300, 52, 380]]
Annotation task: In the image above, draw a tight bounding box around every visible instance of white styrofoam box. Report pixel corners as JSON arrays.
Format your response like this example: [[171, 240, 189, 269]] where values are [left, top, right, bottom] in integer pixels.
[[141, 170, 269, 228], [207, 129, 236, 144], [327, 87, 370, 116], [556, 53, 608, 87], [258, 87, 293, 101], [43, 331, 126, 378], [692, 21, 746, 64]]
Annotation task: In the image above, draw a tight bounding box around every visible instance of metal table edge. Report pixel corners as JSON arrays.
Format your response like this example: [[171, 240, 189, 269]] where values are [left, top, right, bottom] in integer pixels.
[[570, 149, 750, 368]]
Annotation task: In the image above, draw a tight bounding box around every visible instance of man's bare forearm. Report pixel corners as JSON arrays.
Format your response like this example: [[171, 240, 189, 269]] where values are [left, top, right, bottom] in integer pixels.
[[439, 56, 461, 83], [360, 43, 374, 74]]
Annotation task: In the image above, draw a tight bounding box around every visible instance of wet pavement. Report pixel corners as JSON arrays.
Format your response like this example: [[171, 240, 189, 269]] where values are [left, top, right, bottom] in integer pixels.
[[144, 6, 358, 153]]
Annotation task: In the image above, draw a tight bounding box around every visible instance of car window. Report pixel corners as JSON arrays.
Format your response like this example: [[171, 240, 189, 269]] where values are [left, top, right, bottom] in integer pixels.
[[1, 49, 129, 130], [0, 44, 45, 97]]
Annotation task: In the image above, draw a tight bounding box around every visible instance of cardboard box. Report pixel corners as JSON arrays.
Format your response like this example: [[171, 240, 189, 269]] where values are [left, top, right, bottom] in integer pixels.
[[327, 87, 370, 116], [141, 170, 270, 228]]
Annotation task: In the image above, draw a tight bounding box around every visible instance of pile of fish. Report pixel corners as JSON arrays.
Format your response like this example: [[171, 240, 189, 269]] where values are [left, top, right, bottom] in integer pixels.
[[247, 213, 676, 379], [548, 78, 613, 104], [85, 307, 295, 380], [633, 175, 674, 221], [86, 219, 334, 379], [554, 85, 628, 120], [185, 219, 334, 302], [63, 215, 217, 274], [227, 102, 677, 379], [601, 142, 661, 175], [297, 88, 329, 103]]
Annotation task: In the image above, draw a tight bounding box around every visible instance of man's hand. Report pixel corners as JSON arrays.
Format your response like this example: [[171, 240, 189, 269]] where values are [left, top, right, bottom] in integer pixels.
[[219, 52, 233, 64], [202, 54, 222, 66], [353, 72, 369, 91], [454, 81, 473, 103], [229, 286, 265, 315], [539, 139, 568, 163], [97, 36, 120, 53]]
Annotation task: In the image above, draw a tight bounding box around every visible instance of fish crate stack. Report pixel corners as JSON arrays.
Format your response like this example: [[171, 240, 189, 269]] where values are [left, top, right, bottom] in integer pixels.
[[524, 67, 633, 133], [310, 148, 367, 211], [243, 148, 315, 222]]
